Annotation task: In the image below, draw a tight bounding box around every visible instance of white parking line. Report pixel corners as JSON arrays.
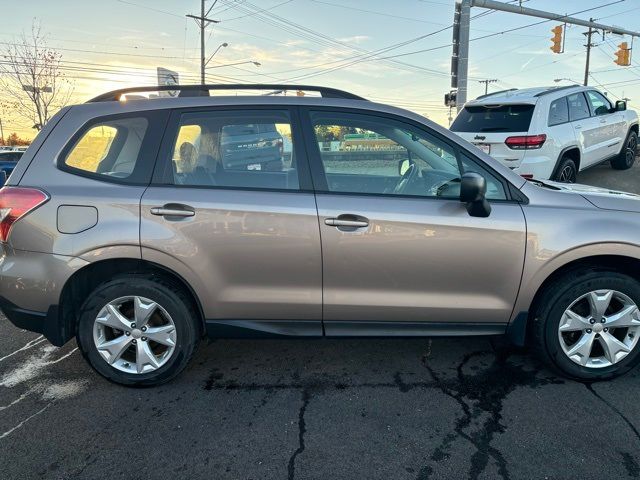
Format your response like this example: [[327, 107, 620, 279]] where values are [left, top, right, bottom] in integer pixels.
[[0, 391, 31, 411], [0, 336, 46, 363], [0, 403, 52, 440]]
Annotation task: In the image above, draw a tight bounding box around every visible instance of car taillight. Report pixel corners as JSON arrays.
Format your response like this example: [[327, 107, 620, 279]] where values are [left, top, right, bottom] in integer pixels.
[[0, 187, 48, 242], [505, 134, 547, 150]]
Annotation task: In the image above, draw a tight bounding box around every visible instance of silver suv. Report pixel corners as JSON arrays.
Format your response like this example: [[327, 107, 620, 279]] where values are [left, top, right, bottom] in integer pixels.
[[3, 84, 640, 386]]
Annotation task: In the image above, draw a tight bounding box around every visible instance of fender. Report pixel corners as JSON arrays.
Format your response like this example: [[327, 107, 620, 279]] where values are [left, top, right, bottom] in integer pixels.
[[511, 241, 640, 324], [550, 145, 580, 178]]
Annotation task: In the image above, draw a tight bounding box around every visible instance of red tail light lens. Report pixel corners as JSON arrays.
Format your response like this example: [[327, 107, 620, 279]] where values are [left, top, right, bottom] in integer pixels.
[[505, 134, 547, 150], [0, 187, 48, 242]]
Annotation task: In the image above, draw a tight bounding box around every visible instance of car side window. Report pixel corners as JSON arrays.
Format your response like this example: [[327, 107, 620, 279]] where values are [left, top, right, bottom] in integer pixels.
[[310, 111, 506, 200], [548, 97, 569, 126], [169, 110, 298, 190], [64, 117, 148, 180], [567, 93, 591, 121], [586, 91, 612, 116]]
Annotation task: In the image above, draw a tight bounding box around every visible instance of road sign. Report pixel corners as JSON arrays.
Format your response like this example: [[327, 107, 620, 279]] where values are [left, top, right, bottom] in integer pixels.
[[157, 68, 180, 97]]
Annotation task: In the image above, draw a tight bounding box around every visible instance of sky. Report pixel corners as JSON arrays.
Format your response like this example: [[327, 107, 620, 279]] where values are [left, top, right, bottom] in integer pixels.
[[1, 0, 640, 138]]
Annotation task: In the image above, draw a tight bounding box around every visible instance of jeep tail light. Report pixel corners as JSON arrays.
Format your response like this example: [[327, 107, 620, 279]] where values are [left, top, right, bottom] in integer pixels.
[[505, 134, 547, 150], [0, 187, 49, 242]]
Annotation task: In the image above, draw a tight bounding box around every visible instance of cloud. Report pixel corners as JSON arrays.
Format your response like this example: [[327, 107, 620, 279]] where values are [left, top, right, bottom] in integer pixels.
[[337, 35, 370, 44]]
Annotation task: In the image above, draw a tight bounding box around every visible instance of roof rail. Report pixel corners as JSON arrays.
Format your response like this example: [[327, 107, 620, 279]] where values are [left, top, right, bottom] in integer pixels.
[[475, 88, 518, 100], [87, 84, 367, 102], [533, 85, 582, 97]]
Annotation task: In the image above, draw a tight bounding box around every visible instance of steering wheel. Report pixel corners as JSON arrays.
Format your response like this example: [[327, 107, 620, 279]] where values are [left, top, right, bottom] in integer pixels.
[[392, 162, 419, 194], [428, 177, 461, 197]]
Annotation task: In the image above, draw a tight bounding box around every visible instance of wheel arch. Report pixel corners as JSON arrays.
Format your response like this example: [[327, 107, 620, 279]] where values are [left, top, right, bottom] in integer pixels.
[[512, 254, 640, 346], [57, 258, 206, 345], [551, 146, 581, 178]]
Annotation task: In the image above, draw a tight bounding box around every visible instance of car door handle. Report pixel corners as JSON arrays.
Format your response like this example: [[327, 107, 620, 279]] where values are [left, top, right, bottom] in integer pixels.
[[150, 206, 195, 217], [600, 119, 607, 124], [574, 125, 582, 129], [325, 217, 369, 228]]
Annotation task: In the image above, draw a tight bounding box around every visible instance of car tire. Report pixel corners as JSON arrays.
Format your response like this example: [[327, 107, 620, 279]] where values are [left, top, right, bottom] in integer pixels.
[[611, 129, 637, 170], [76, 275, 200, 387], [552, 156, 577, 183], [531, 269, 640, 381]]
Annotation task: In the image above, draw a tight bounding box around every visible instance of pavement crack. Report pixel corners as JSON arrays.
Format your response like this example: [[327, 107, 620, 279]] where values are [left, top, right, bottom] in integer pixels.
[[417, 345, 557, 480], [287, 388, 310, 480], [620, 451, 640, 478], [586, 383, 640, 444]]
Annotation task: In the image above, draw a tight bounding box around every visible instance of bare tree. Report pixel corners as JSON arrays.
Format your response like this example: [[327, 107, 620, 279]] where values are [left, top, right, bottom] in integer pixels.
[[0, 21, 73, 131]]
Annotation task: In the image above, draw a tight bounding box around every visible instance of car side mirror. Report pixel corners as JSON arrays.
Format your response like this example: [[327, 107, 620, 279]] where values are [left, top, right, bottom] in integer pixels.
[[460, 172, 491, 217], [615, 100, 627, 112]]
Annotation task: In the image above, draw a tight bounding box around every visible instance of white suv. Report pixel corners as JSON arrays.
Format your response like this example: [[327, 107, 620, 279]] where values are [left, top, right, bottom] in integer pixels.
[[450, 86, 638, 182]]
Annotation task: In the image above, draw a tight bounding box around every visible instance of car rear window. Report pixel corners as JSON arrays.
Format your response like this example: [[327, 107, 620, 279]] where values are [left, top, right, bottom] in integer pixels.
[[64, 117, 148, 180], [59, 111, 167, 185], [451, 104, 535, 133]]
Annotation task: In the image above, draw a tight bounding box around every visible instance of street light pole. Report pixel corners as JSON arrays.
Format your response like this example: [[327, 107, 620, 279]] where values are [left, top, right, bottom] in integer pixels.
[[206, 60, 261, 69], [204, 42, 229, 68]]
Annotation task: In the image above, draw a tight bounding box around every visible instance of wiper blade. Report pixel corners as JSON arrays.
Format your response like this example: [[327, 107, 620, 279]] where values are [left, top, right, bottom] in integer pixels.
[[479, 127, 510, 132], [526, 177, 561, 190]]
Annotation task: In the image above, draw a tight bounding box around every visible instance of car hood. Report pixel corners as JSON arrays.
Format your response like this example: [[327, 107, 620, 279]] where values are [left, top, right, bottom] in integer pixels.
[[544, 180, 640, 212]]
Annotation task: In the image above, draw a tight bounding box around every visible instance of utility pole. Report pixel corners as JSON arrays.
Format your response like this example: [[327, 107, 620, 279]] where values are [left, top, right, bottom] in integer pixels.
[[450, 1, 640, 111], [478, 79, 498, 95], [452, 0, 471, 112], [0, 118, 4, 145], [583, 19, 594, 86], [187, 0, 220, 85]]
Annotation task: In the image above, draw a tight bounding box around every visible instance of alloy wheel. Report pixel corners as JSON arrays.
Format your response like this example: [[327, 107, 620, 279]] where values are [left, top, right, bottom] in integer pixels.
[[626, 134, 637, 166], [558, 163, 576, 183], [558, 289, 640, 368], [93, 296, 177, 374]]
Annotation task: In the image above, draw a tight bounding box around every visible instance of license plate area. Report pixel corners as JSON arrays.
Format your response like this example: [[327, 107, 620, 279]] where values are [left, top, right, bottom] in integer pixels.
[[474, 143, 491, 155]]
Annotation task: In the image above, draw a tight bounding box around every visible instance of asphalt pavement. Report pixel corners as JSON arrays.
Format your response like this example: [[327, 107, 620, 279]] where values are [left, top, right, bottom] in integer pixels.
[[2, 158, 640, 480]]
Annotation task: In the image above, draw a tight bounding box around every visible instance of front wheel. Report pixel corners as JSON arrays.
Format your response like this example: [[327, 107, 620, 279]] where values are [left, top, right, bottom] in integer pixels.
[[76, 276, 200, 387], [532, 270, 640, 381], [611, 129, 637, 170]]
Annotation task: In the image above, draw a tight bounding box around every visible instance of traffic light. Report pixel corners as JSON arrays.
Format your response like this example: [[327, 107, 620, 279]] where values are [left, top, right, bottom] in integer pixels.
[[550, 25, 563, 54], [614, 42, 631, 66], [444, 91, 457, 107]]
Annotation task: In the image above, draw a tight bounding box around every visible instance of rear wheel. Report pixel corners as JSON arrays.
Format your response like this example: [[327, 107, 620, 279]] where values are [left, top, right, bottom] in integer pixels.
[[532, 270, 640, 381], [76, 276, 199, 386], [611, 129, 637, 170], [552, 156, 577, 183]]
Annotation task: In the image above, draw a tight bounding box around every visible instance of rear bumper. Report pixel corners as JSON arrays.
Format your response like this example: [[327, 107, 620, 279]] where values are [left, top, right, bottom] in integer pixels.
[[0, 296, 64, 346], [511, 154, 555, 180], [0, 246, 88, 346]]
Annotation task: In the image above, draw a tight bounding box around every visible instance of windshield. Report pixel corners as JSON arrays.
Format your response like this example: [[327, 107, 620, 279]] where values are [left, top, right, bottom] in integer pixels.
[[451, 104, 535, 133]]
